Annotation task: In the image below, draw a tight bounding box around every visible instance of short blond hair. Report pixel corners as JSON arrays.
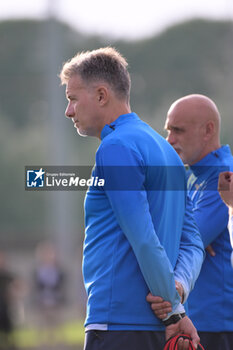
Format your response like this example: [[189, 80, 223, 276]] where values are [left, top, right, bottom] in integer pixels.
[[60, 47, 131, 101]]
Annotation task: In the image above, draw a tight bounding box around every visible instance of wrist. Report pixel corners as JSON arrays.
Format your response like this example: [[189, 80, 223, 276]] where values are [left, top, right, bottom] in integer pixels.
[[162, 312, 186, 326]]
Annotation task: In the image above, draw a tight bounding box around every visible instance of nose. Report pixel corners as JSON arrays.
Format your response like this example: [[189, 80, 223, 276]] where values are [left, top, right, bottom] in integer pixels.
[[65, 102, 74, 119], [166, 132, 176, 145]]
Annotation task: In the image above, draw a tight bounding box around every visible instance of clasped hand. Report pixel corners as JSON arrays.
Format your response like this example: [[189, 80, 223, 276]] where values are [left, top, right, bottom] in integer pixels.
[[146, 281, 200, 350]]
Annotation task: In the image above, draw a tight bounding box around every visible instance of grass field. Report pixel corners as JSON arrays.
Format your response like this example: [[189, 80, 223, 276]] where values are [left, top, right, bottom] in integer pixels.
[[3, 320, 85, 349]]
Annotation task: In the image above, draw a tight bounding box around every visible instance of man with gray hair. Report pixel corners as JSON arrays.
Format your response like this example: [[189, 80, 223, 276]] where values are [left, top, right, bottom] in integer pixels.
[[60, 48, 204, 350], [148, 94, 233, 350]]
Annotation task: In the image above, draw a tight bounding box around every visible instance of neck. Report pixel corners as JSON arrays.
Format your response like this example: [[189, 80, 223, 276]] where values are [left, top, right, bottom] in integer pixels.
[[96, 102, 131, 139], [199, 138, 221, 160], [189, 139, 221, 165], [108, 102, 131, 124], [206, 139, 221, 155]]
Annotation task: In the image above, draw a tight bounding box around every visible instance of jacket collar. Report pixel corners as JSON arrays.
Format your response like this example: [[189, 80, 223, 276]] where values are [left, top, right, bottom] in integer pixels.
[[190, 145, 231, 177], [101, 112, 140, 140]]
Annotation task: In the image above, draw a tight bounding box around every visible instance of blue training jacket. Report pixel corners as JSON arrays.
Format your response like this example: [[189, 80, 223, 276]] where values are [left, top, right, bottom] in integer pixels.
[[83, 113, 204, 330], [188, 145, 233, 331]]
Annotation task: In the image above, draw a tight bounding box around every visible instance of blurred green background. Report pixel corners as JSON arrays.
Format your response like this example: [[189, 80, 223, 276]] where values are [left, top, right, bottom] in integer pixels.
[[0, 17, 233, 349]]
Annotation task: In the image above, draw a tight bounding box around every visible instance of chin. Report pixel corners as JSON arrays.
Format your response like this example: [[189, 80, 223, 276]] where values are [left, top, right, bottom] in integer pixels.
[[178, 155, 187, 164], [77, 129, 88, 137], [181, 158, 187, 165]]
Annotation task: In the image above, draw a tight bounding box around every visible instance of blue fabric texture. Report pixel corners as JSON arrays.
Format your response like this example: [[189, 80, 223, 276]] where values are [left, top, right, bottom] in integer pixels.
[[83, 113, 204, 330], [188, 145, 233, 331]]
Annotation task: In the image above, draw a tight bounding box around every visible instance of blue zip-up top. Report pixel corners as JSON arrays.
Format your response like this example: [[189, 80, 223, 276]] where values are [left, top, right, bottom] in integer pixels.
[[83, 113, 204, 330], [188, 145, 233, 331]]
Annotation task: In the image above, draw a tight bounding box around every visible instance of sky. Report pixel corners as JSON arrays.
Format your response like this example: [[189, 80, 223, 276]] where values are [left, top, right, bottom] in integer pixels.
[[0, 0, 233, 40]]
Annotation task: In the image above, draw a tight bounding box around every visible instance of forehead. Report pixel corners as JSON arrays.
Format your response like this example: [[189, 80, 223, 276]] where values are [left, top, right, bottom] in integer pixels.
[[66, 74, 86, 95], [165, 107, 196, 130], [165, 114, 187, 130]]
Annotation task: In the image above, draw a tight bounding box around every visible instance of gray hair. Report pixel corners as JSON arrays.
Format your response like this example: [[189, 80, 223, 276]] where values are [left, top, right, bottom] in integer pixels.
[[60, 47, 131, 102]]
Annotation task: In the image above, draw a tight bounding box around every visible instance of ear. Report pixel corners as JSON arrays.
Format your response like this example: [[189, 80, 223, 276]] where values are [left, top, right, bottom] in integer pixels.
[[96, 86, 109, 106], [203, 120, 215, 141]]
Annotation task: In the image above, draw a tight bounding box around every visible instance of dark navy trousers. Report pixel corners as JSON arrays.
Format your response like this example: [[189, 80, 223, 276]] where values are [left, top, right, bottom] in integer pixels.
[[199, 332, 233, 350], [84, 330, 165, 350]]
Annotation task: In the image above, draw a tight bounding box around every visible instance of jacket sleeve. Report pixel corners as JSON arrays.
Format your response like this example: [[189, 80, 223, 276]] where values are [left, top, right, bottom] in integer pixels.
[[96, 142, 184, 313], [174, 194, 205, 302]]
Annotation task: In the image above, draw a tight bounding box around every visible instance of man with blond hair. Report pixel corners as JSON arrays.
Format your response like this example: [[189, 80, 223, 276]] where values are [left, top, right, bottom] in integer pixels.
[[60, 48, 204, 350], [148, 94, 233, 350]]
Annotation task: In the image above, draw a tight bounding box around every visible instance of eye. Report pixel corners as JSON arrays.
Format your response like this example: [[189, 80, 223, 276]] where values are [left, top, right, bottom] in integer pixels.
[[171, 127, 184, 134], [67, 95, 77, 102]]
